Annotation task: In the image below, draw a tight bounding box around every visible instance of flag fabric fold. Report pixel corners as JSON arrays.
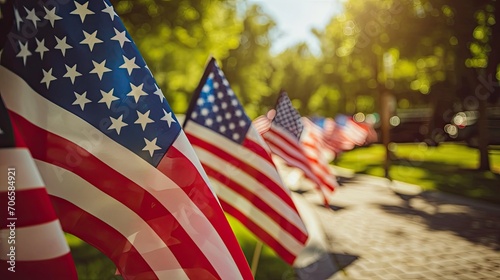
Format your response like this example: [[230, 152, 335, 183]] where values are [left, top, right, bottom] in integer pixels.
[[0, 147, 78, 280], [183, 58, 309, 265], [0, 1, 252, 279]]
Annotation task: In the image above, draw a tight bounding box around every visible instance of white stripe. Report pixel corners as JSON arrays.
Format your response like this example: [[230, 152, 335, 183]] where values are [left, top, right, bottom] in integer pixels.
[[186, 122, 285, 189], [0, 220, 70, 261], [0, 148, 44, 191], [0, 67, 242, 280], [210, 177, 305, 256], [35, 161, 188, 279]]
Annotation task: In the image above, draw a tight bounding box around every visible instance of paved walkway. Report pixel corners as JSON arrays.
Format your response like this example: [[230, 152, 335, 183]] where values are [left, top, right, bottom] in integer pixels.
[[295, 174, 500, 280]]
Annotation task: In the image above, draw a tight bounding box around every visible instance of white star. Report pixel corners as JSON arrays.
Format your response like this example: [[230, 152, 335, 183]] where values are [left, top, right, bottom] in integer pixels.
[[197, 98, 204, 106], [119, 55, 140, 75], [14, 7, 22, 30], [72, 91, 91, 110], [202, 85, 210, 93], [207, 95, 215, 102], [161, 109, 176, 127], [102, 1, 118, 20], [205, 118, 213, 126], [35, 38, 48, 59], [201, 108, 209, 116], [217, 92, 224, 99], [54, 36, 73, 56], [235, 109, 242, 117], [16, 41, 31, 66], [43, 6, 62, 27], [41, 68, 56, 89], [153, 85, 165, 102], [134, 110, 154, 131], [111, 28, 130, 48], [80, 30, 103, 51], [70, 1, 94, 23], [98, 89, 118, 109], [233, 133, 240, 141], [126, 83, 148, 103], [142, 137, 161, 157], [225, 112, 232, 119], [24, 7, 40, 27], [63, 64, 82, 84], [220, 126, 226, 133], [108, 115, 128, 135], [213, 82, 219, 89], [239, 120, 247, 127], [90, 59, 111, 80]]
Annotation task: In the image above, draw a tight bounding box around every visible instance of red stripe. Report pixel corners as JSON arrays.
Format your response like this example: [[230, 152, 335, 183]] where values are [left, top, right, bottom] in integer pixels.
[[242, 137, 274, 166], [157, 145, 254, 280], [0, 252, 77, 280], [10, 112, 221, 279], [0, 188, 57, 228], [219, 200, 296, 264], [50, 196, 156, 280], [187, 133, 295, 209]]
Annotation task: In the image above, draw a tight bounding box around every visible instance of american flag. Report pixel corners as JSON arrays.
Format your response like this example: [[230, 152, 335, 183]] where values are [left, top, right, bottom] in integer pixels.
[[300, 117, 338, 197], [1, 105, 77, 279], [0, 1, 252, 279], [183, 58, 309, 265], [254, 92, 332, 204]]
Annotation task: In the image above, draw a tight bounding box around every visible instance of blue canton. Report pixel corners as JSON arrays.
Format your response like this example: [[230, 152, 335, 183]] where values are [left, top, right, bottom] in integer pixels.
[[273, 92, 303, 139], [0, 0, 180, 166], [188, 59, 251, 144]]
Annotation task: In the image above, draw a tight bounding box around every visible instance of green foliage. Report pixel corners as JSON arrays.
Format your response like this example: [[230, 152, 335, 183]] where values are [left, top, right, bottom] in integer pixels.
[[111, 0, 242, 113]]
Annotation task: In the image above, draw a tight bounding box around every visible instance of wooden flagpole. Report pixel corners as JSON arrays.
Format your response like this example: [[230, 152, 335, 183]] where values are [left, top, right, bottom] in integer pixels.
[[250, 241, 264, 276]]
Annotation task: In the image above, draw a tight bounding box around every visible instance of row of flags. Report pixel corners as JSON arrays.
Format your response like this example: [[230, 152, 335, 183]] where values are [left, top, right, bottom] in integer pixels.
[[0, 1, 373, 279]]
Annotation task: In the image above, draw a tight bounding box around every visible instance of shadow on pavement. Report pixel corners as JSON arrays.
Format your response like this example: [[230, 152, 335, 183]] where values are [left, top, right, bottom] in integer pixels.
[[378, 191, 500, 250], [295, 253, 358, 280]]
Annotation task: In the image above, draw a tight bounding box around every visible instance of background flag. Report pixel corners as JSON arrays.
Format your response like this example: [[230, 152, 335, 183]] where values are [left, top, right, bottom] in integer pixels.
[[255, 92, 331, 203], [300, 117, 338, 197], [0, 1, 252, 279], [183, 58, 309, 265]]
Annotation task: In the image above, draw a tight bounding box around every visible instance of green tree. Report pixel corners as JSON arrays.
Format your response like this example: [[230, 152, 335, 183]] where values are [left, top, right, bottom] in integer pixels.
[[111, 0, 242, 113]]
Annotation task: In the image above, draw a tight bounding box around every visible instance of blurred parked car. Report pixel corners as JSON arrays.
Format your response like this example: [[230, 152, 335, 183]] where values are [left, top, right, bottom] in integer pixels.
[[443, 108, 500, 146]]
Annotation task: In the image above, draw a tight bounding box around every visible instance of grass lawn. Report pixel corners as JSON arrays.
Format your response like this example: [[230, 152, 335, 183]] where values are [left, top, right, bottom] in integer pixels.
[[335, 143, 500, 204]]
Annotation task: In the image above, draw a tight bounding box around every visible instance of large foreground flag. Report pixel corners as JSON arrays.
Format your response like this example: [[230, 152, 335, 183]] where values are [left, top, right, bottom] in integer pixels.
[[183, 58, 309, 264], [254, 92, 331, 203], [0, 1, 252, 279]]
